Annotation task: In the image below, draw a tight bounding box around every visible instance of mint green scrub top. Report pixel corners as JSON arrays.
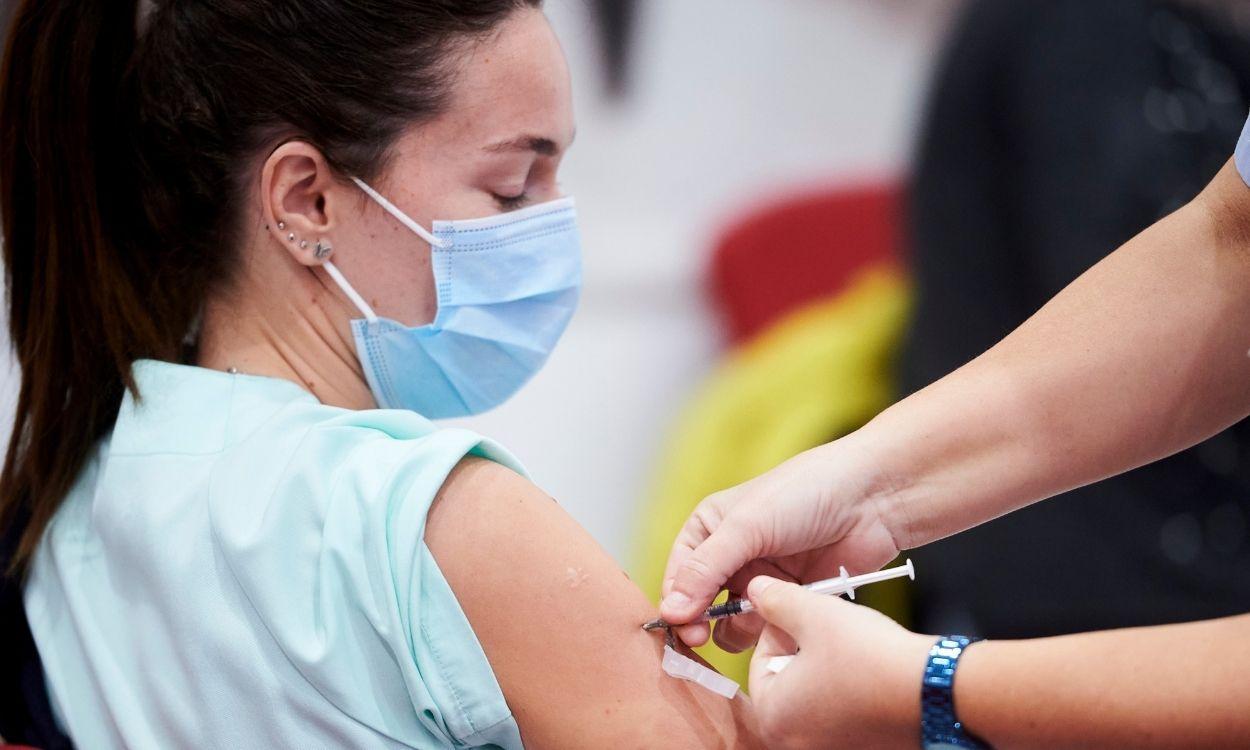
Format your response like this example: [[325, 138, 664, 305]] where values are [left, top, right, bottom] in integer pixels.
[[23, 360, 526, 749]]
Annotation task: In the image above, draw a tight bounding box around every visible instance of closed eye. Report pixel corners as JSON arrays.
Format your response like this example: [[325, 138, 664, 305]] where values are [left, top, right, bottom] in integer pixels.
[[492, 192, 531, 211]]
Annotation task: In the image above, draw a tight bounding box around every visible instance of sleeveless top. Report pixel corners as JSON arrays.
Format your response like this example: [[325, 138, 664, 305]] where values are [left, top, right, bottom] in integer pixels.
[[23, 360, 525, 748]]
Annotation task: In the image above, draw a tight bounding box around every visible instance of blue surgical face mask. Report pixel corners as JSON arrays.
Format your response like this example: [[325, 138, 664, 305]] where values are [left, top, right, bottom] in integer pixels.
[[323, 177, 582, 418]]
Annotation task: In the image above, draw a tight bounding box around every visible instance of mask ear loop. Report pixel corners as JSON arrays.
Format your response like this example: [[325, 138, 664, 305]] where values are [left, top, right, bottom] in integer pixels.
[[351, 177, 452, 249], [323, 260, 379, 323], [326, 177, 452, 322]]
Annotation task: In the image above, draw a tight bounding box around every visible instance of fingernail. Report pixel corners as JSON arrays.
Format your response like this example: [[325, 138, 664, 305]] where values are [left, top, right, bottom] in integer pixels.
[[662, 592, 691, 614], [747, 576, 780, 599]]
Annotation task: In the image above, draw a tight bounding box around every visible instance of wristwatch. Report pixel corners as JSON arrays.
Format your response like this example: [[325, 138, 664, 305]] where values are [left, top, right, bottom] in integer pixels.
[[921, 635, 990, 750]]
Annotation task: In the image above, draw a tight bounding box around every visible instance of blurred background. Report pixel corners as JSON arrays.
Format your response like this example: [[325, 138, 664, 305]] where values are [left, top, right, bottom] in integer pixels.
[[5, 0, 1250, 684]]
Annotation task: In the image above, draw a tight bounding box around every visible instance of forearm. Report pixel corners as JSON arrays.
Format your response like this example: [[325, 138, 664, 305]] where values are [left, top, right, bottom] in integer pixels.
[[858, 161, 1250, 549], [954, 614, 1250, 749]]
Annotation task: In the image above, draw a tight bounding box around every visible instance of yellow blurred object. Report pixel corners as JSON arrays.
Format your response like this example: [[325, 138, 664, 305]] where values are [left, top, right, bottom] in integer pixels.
[[633, 266, 911, 687]]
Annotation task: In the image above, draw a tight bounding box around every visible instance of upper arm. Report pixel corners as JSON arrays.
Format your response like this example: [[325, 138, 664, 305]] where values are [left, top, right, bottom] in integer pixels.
[[425, 457, 763, 748]]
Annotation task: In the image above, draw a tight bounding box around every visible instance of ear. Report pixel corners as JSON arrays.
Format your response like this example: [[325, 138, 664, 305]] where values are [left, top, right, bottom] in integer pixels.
[[260, 141, 340, 267]]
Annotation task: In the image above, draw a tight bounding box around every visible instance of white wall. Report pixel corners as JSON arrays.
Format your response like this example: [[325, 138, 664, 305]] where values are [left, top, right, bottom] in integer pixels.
[[0, 0, 958, 565]]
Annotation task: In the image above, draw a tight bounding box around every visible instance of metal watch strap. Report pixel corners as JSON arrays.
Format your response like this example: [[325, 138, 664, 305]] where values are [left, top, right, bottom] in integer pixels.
[[921, 635, 990, 750]]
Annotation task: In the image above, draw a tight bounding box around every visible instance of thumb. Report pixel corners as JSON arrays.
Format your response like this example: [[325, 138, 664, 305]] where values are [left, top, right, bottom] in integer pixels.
[[661, 520, 755, 622], [746, 576, 824, 640]]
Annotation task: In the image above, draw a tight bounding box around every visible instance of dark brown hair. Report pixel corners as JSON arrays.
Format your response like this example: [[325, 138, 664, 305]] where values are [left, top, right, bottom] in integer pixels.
[[0, 0, 541, 573]]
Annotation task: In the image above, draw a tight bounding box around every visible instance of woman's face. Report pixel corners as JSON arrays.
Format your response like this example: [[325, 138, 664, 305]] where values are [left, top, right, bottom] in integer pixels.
[[326, 7, 575, 328]]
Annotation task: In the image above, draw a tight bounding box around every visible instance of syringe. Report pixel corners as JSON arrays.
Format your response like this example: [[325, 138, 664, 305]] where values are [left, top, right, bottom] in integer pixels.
[[642, 559, 915, 632]]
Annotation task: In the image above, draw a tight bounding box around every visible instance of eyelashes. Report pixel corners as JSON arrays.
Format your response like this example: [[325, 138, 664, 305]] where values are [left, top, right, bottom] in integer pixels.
[[492, 192, 531, 211]]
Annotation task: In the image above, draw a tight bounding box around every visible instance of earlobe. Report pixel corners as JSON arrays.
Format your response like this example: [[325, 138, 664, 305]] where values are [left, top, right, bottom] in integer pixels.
[[260, 141, 338, 267]]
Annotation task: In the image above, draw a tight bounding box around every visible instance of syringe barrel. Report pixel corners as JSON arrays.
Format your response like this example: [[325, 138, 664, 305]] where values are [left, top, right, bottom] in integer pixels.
[[802, 559, 914, 597], [697, 559, 913, 623], [804, 577, 852, 597]]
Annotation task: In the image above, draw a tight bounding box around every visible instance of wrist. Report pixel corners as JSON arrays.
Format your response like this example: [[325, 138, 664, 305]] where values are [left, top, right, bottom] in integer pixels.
[[870, 630, 936, 745], [840, 419, 917, 552]]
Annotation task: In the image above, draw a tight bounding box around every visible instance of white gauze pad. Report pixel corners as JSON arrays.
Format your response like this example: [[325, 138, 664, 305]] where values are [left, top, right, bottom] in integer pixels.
[[765, 655, 795, 674], [661, 646, 740, 699]]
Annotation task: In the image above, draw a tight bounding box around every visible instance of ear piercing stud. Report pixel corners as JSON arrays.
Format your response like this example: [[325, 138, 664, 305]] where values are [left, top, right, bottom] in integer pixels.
[[273, 219, 331, 260]]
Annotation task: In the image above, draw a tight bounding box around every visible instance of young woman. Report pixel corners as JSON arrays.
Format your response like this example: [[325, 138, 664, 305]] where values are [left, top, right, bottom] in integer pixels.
[[0, 2, 761, 747]]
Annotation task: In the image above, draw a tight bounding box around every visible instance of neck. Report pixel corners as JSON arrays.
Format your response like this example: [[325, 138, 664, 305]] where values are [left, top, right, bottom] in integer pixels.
[[197, 258, 375, 411]]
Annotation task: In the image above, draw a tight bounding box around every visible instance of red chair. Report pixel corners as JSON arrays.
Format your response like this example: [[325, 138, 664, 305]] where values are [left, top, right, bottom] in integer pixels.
[[707, 183, 902, 344]]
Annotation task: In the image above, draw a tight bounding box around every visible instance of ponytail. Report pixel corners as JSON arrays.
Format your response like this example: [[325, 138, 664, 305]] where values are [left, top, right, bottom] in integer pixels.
[[1, 0, 174, 575]]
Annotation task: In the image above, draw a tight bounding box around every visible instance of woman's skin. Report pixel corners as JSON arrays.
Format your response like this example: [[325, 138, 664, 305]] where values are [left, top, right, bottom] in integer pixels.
[[429, 458, 762, 747], [658, 159, 1250, 748], [197, 9, 761, 748]]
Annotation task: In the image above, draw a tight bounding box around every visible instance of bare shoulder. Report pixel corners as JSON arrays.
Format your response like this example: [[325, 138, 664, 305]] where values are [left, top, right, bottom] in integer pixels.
[[426, 457, 763, 748]]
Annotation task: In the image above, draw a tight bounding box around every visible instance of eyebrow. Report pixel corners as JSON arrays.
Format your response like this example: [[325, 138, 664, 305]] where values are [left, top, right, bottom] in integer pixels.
[[483, 133, 571, 157]]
